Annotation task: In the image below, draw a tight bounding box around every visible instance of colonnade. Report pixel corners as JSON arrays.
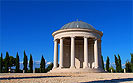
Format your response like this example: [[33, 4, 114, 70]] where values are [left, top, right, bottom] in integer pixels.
[[53, 36, 100, 69]]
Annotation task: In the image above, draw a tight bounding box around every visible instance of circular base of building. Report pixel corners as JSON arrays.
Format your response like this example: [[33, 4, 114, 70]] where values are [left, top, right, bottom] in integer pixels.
[[49, 68, 106, 73]]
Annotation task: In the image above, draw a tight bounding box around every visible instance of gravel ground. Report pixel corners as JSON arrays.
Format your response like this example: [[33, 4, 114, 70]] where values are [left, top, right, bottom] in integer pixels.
[[0, 73, 133, 83]]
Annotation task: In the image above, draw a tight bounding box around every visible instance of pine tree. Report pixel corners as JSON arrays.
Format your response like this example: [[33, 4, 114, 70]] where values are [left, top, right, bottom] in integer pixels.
[[0, 53, 3, 73], [101, 55, 104, 70], [131, 53, 133, 72], [23, 50, 28, 73], [114, 55, 118, 72], [9, 56, 16, 70], [118, 54, 122, 72], [15, 52, 19, 73], [106, 56, 110, 72], [40, 56, 45, 73], [5, 52, 10, 73], [109, 66, 115, 73], [29, 54, 33, 73]]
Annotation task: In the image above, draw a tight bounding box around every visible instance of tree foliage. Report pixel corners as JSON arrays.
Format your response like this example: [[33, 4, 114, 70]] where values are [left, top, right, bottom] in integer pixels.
[[35, 68, 40, 73], [15, 52, 20, 73], [46, 63, 53, 72], [131, 53, 133, 72], [109, 66, 115, 73], [5, 52, 10, 73], [106, 56, 110, 72], [125, 61, 132, 73], [29, 54, 33, 73], [114, 55, 119, 72], [23, 50, 28, 73], [40, 56, 45, 73], [0, 53, 3, 73], [118, 54, 122, 72], [9, 56, 16, 70]]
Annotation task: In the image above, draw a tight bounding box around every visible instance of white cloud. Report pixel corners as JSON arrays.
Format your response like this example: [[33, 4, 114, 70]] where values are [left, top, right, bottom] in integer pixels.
[[20, 61, 52, 66], [20, 61, 23, 64], [34, 61, 41, 64], [104, 62, 106, 64], [122, 64, 125, 66], [46, 62, 52, 65]]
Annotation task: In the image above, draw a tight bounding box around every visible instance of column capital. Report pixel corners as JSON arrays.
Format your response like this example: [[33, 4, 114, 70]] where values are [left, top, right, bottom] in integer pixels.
[[71, 36, 76, 38], [97, 39, 102, 42], [94, 38, 101, 41], [60, 37, 64, 39], [54, 39, 58, 42], [94, 38, 98, 41], [84, 36, 89, 38]]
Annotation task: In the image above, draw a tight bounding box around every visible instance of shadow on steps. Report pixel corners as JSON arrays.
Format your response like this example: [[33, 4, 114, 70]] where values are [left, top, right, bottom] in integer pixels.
[[81, 78, 133, 83]]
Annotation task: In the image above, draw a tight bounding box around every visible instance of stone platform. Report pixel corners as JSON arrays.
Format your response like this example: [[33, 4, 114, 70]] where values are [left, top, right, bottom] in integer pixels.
[[49, 68, 106, 73]]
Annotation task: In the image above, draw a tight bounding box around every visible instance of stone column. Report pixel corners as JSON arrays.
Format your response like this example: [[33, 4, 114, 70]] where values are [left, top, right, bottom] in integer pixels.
[[84, 37, 89, 68], [59, 38, 63, 68], [94, 39, 99, 68], [70, 37, 75, 68], [53, 39, 58, 68]]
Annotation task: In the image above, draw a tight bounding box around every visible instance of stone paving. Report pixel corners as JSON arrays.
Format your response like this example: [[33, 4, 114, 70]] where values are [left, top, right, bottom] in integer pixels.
[[0, 73, 133, 83]]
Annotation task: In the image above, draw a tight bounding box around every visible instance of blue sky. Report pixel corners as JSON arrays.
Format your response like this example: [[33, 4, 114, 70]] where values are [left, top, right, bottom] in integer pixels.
[[0, 0, 132, 69]]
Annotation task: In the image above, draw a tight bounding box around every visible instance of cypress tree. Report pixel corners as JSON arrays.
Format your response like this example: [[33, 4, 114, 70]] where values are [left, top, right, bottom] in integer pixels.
[[101, 55, 104, 70], [23, 50, 28, 73], [5, 52, 10, 73], [106, 56, 110, 72], [118, 54, 122, 72], [114, 55, 118, 72], [0, 53, 3, 73], [40, 56, 45, 73], [131, 53, 133, 72], [15, 52, 19, 73], [125, 61, 132, 73], [29, 54, 33, 73]]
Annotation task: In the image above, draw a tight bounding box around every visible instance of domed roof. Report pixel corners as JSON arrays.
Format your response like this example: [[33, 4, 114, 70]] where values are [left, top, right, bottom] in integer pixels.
[[61, 21, 95, 30]]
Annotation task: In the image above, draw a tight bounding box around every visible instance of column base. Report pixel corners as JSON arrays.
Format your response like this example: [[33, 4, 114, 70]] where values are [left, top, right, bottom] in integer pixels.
[[70, 66, 76, 69], [59, 66, 63, 69], [95, 66, 102, 70], [83, 66, 89, 69], [53, 67, 58, 69]]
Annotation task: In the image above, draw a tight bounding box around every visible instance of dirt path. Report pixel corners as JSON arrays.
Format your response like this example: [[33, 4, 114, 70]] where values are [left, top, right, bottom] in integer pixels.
[[0, 73, 133, 83]]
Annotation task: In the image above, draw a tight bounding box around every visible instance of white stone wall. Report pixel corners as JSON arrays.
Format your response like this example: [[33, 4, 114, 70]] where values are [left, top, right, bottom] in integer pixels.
[[62, 38, 96, 69], [88, 39, 94, 68], [75, 40, 84, 68], [63, 39, 71, 68]]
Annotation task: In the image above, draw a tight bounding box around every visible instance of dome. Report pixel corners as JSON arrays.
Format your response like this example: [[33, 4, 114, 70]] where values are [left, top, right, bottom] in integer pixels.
[[61, 21, 96, 30]]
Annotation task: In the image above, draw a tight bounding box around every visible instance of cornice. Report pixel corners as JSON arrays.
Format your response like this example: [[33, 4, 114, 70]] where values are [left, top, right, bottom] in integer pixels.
[[52, 28, 103, 37]]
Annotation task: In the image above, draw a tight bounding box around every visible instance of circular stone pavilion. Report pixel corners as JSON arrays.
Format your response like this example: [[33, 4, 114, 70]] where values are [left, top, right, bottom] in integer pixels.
[[50, 21, 105, 73]]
